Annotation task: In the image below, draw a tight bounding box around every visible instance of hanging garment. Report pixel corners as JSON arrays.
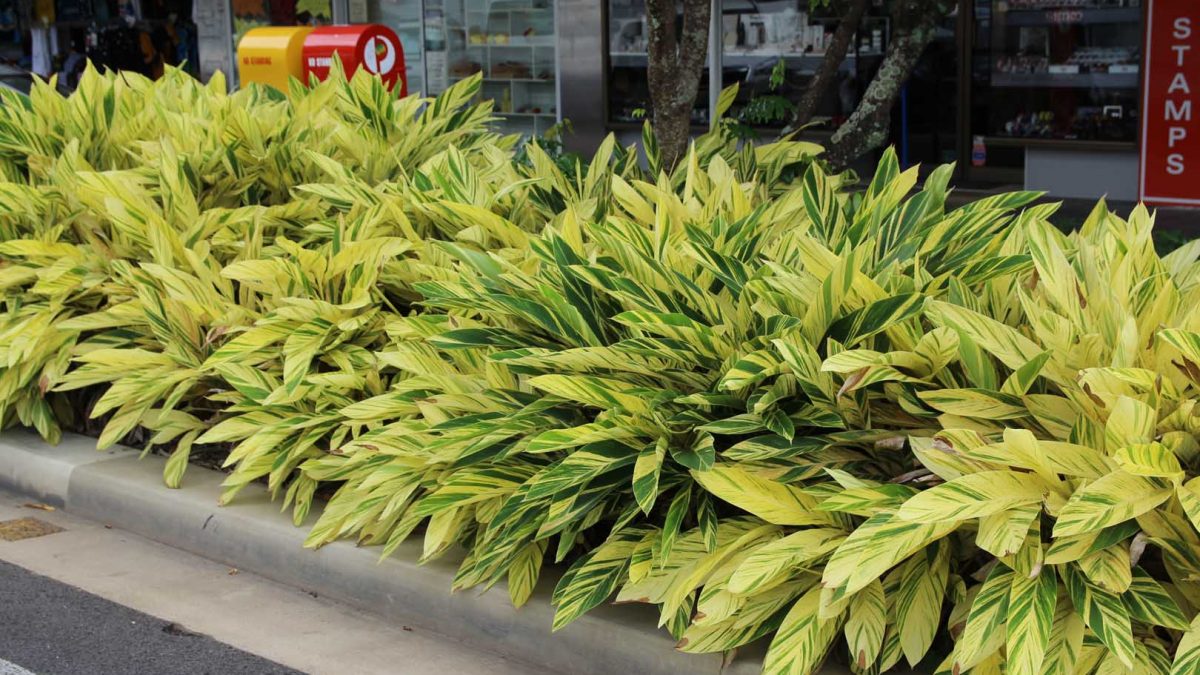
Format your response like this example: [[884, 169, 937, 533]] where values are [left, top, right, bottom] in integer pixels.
[[30, 26, 52, 77]]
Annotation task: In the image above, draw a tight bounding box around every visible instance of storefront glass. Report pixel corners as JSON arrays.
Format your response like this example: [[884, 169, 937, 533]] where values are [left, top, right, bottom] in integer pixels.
[[428, 0, 557, 135], [362, 0, 424, 95], [608, 0, 711, 126], [718, 1, 887, 131], [972, 0, 1141, 144], [233, 0, 332, 45]]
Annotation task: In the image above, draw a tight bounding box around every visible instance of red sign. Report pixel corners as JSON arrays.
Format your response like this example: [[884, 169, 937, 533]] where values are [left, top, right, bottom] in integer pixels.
[[1140, 0, 1200, 206], [302, 25, 406, 95]]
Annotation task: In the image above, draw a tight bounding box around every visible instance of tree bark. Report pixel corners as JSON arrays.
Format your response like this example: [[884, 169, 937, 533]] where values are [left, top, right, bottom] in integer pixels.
[[781, 0, 869, 136], [822, 0, 951, 170], [645, 0, 711, 169]]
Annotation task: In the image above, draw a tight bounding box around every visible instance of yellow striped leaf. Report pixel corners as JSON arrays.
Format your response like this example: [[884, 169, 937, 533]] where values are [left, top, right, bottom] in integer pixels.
[[727, 528, 845, 596], [954, 565, 1014, 672], [897, 471, 1049, 523], [1171, 614, 1200, 675], [762, 585, 843, 675], [895, 540, 950, 667], [1113, 442, 1184, 480], [844, 580, 885, 670], [917, 388, 1029, 420], [692, 464, 832, 527], [1060, 564, 1136, 669], [1122, 567, 1189, 630], [1039, 595, 1084, 675], [978, 503, 1041, 558], [632, 438, 667, 515], [1053, 471, 1172, 538], [1006, 569, 1058, 675], [1078, 546, 1132, 593]]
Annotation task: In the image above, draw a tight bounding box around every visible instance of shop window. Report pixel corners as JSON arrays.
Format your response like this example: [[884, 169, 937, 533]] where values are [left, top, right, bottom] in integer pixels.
[[425, 0, 558, 136], [233, 0, 332, 45], [718, 0, 887, 132], [971, 0, 1141, 146], [608, 0, 711, 127], [360, 0, 424, 96]]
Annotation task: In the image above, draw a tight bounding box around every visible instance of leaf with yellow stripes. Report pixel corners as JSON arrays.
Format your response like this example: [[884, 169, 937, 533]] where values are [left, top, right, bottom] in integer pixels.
[[1104, 396, 1157, 452], [1078, 546, 1132, 593], [897, 470, 1049, 523], [632, 438, 667, 515], [1113, 442, 1184, 481], [1006, 569, 1057, 675], [1060, 564, 1136, 669], [1177, 477, 1200, 533], [1039, 594, 1084, 675], [823, 513, 955, 597], [1159, 329, 1200, 386], [917, 388, 1029, 420], [1122, 567, 1189, 630], [844, 579, 885, 670], [978, 503, 1041, 558], [762, 585, 843, 675], [926, 299, 1065, 382], [727, 528, 845, 596], [954, 565, 1014, 672], [1052, 471, 1172, 538], [894, 540, 949, 667], [528, 374, 653, 414], [508, 540, 547, 608], [691, 464, 832, 527], [1171, 614, 1200, 675]]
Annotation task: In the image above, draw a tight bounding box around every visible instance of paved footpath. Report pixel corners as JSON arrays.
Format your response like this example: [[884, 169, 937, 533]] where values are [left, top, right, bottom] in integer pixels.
[[0, 558, 300, 675], [0, 488, 544, 675]]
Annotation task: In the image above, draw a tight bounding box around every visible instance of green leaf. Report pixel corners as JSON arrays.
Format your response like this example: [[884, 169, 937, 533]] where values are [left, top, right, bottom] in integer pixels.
[[551, 528, 644, 630], [632, 438, 667, 515], [692, 464, 831, 526], [1122, 567, 1189, 630], [763, 585, 843, 675], [1006, 569, 1058, 675], [1060, 564, 1136, 669], [1172, 613, 1200, 675], [844, 580, 886, 670], [897, 470, 1048, 523], [895, 540, 950, 667], [953, 565, 1014, 672], [1052, 471, 1172, 538]]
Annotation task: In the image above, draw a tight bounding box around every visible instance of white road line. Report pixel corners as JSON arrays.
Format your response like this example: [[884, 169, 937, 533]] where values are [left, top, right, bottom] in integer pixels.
[[0, 659, 36, 675]]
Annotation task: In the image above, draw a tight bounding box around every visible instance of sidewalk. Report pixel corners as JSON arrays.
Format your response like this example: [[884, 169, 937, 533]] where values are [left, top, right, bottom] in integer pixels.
[[0, 487, 542, 675], [0, 431, 795, 675]]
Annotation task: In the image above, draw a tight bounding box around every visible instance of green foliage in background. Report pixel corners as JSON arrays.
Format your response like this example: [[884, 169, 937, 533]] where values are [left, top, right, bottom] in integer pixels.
[[2, 64, 1200, 675]]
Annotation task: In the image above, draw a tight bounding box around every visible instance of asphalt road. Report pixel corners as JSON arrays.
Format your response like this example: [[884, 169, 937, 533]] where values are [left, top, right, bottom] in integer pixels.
[[0, 559, 301, 675]]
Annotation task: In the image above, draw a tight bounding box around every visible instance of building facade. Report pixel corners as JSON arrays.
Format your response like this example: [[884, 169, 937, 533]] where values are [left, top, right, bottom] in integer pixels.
[[193, 0, 1155, 200]]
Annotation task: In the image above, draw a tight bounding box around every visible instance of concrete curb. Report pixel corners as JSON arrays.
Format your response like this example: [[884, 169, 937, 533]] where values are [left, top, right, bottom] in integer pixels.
[[0, 431, 783, 675]]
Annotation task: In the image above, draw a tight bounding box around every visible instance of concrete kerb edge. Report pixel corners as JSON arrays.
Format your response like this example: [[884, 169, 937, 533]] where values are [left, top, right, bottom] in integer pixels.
[[0, 431, 766, 675]]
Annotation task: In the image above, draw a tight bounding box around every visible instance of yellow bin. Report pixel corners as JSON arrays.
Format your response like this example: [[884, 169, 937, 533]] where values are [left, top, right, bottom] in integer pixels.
[[237, 26, 314, 93]]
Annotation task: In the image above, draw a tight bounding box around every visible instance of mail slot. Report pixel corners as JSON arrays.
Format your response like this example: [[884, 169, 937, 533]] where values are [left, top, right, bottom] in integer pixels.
[[237, 26, 313, 93], [301, 25, 406, 95]]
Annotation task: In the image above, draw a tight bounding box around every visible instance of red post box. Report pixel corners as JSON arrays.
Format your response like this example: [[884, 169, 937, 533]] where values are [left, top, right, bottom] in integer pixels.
[[302, 25, 406, 95]]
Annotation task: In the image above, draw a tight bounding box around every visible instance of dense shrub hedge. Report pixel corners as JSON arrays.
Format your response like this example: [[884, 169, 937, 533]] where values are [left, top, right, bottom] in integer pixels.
[[2, 65, 1200, 675]]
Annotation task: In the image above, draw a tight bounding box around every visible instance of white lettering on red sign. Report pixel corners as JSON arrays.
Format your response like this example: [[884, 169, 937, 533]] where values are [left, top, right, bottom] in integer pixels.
[[1141, 1, 1200, 204]]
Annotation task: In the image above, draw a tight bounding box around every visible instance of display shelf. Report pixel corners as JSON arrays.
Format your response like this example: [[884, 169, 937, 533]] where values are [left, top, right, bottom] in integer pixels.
[[433, 0, 557, 135], [971, 0, 1141, 144], [991, 72, 1139, 88]]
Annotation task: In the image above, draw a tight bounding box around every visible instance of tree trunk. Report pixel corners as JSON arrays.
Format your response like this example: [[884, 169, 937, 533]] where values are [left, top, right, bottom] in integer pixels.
[[645, 0, 711, 169], [781, 0, 869, 136], [822, 0, 949, 170]]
